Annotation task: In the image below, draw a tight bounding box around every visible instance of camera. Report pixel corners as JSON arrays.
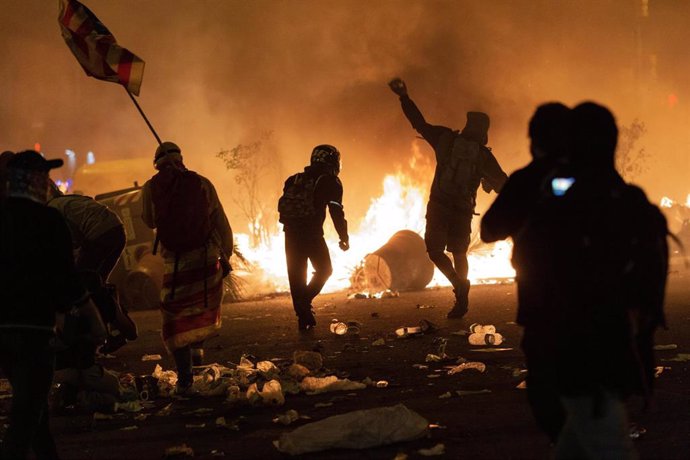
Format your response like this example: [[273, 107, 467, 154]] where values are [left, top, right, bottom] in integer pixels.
[[551, 177, 575, 196]]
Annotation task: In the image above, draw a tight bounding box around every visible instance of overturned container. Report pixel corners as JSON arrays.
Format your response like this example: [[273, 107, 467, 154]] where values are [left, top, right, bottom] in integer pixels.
[[362, 230, 434, 292]]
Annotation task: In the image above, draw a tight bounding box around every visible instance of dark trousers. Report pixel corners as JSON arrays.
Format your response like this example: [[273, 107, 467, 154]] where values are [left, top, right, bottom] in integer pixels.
[[521, 325, 566, 443], [285, 233, 333, 318], [75, 225, 126, 283], [0, 330, 59, 460]]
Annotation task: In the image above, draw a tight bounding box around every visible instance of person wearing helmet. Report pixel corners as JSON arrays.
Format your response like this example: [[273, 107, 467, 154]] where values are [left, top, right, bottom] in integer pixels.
[[278, 144, 350, 331], [389, 78, 508, 319]]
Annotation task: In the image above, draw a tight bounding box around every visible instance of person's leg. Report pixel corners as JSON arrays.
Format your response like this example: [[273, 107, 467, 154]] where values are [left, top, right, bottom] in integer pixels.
[[555, 392, 637, 460], [191, 341, 204, 367], [447, 211, 473, 317], [522, 327, 565, 443], [284, 233, 310, 328], [425, 202, 462, 288], [172, 345, 193, 392], [304, 237, 333, 307], [0, 331, 59, 460]]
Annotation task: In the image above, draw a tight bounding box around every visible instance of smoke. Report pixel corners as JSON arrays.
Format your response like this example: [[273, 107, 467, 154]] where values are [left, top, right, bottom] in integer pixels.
[[2, 0, 689, 228]]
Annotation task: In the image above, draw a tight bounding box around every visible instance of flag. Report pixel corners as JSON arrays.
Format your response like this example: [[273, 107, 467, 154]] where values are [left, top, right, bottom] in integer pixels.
[[58, 0, 145, 96]]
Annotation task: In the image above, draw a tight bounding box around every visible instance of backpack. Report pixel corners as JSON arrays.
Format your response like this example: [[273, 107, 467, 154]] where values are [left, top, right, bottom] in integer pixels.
[[278, 172, 322, 223], [150, 168, 211, 253], [435, 135, 482, 203]]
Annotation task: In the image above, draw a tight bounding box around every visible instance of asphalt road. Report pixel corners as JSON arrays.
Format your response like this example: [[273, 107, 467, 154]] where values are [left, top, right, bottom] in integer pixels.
[[3, 272, 689, 459]]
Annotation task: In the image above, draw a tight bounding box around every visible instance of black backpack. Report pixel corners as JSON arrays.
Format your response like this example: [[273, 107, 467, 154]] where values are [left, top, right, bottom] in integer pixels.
[[435, 135, 482, 205], [278, 172, 322, 223]]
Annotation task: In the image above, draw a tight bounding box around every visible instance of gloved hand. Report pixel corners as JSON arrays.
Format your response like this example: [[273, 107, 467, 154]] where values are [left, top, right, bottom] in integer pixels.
[[388, 78, 407, 97], [220, 257, 232, 278], [339, 240, 350, 251]]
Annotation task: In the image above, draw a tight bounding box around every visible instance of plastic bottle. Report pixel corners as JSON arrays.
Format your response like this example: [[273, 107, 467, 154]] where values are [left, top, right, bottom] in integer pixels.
[[395, 326, 423, 338], [469, 323, 497, 334], [330, 320, 348, 335], [468, 332, 504, 345]]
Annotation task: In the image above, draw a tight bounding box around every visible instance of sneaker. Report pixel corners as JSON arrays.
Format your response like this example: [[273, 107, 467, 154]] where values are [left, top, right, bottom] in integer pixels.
[[446, 305, 468, 319]]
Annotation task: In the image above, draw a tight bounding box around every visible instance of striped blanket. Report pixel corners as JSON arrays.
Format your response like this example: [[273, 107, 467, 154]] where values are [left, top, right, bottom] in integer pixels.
[[159, 246, 223, 352]]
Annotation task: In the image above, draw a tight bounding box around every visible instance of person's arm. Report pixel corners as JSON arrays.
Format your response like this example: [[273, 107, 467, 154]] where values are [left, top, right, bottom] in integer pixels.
[[389, 78, 452, 150], [205, 179, 234, 262], [480, 148, 508, 194], [480, 174, 523, 243], [140, 180, 156, 229], [318, 175, 349, 250]]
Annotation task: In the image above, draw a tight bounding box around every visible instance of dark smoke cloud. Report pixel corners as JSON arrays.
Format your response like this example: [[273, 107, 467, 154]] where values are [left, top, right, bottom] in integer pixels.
[[1, 0, 689, 229]]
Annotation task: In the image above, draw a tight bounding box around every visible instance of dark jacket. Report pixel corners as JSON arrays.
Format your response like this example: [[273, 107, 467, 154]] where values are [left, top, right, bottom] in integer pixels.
[[399, 95, 507, 211], [281, 164, 348, 242], [521, 170, 668, 397], [0, 197, 89, 330]]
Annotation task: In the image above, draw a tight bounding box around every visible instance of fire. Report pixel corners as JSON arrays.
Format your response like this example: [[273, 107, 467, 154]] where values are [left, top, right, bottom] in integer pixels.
[[234, 171, 515, 296]]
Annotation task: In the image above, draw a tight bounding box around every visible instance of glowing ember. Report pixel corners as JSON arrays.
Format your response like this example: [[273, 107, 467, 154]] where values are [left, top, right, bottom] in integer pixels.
[[234, 172, 515, 295]]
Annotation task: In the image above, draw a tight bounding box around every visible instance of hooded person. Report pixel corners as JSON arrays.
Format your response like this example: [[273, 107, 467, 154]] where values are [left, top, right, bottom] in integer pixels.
[[278, 144, 349, 331], [141, 142, 233, 394], [389, 78, 508, 318], [0, 150, 106, 459]]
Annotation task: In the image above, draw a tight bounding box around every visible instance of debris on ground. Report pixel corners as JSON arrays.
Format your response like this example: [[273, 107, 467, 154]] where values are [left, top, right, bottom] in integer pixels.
[[456, 389, 492, 396], [300, 376, 366, 394], [141, 354, 162, 361], [653, 344, 678, 351], [418, 443, 445, 456], [293, 351, 323, 371], [273, 404, 429, 455], [447, 362, 486, 375], [663, 353, 690, 362], [164, 444, 194, 458], [371, 338, 386, 347], [516, 381, 527, 390], [273, 409, 300, 425]]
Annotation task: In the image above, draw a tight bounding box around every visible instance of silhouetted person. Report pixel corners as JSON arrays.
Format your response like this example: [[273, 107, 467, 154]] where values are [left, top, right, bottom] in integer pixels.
[[481, 102, 571, 442], [0, 150, 106, 460], [142, 142, 234, 394], [0, 150, 14, 201], [47, 182, 137, 352], [389, 78, 507, 318], [516, 103, 668, 458], [278, 144, 349, 331]]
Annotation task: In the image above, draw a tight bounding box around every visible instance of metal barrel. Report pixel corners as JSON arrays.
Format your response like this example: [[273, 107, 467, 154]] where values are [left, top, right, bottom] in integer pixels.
[[362, 230, 434, 292]]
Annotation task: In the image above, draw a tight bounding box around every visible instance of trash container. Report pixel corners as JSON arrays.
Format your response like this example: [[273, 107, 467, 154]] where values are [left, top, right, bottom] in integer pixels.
[[362, 230, 434, 292]]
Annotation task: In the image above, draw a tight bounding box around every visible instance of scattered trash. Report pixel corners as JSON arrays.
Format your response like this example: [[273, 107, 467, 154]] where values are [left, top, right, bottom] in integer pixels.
[[663, 353, 690, 362], [185, 423, 206, 429], [371, 338, 386, 347], [135, 375, 160, 401], [164, 444, 194, 458], [438, 392, 452, 399], [314, 402, 334, 408], [274, 404, 429, 455], [470, 348, 513, 352], [246, 379, 285, 406], [155, 403, 173, 416], [447, 362, 486, 375], [629, 424, 647, 440], [419, 319, 439, 333], [451, 330, 468, 336], [468, 323, 496, 334], [286, 363, 311, 381], [426, 375, 441, 379], [412, 364, 428, 370], [152, 365, 178, 398], [416, 304, 435, 309], [329, 320, 361, 336], [418, 443, 445, 456], [120, 425, 138, 431], [425, 354, 442, 363], [134, 413, 148, 421], [456, 389, 491, 396], [114, 400, 143, 413], [516, 381, 527, 390], [93, 412, 113, 421], [257, 361, 280, 375], [141, 354, 162, 362], [348, 292, 369, 299], [428, 423, 446, 430], [468, 332, 504, 346], [433, 337, 449, 359], [273, 409, 300, 425], [375, 380, 389, 388], [395, 326, 423, 338], [654, 366, 671, 378], [293, 351, 323, 371], [653, 344, 678, 351], [300, 376, 366, 394]]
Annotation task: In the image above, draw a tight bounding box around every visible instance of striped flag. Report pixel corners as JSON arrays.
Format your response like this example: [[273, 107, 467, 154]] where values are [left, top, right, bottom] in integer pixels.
[[58, 0, 145, 96]]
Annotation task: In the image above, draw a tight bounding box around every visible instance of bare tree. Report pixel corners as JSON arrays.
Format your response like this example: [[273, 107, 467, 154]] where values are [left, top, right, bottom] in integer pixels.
[[217, 131, 282, 247], [616, 119, 649, 182]]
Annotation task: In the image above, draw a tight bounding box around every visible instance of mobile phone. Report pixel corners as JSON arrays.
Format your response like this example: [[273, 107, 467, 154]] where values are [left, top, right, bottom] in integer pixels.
[[551, 177, 575, 196]]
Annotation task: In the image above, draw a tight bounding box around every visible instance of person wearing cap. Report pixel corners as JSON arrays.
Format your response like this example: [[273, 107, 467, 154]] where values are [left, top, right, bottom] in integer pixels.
[[141, 142, 233, 395], [278, 144, 349, 331], [0, 150, 106, 459], [389, 78, 508, 318]]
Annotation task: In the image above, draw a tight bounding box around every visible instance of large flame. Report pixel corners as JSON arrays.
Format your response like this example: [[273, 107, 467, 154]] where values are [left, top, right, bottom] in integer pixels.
[[234, 170, 515, 296]]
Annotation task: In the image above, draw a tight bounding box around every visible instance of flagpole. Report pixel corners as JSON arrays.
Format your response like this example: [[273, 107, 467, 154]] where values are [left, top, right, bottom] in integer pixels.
[[124, 87, 162, 145]]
